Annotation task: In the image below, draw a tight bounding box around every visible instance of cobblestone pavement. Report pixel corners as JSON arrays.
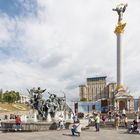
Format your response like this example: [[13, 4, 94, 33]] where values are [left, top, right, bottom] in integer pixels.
[[0, 128, 140, 140]]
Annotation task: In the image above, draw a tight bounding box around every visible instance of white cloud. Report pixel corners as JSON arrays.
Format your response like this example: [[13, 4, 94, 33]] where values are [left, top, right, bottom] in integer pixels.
[[0, 0, 140, 99]]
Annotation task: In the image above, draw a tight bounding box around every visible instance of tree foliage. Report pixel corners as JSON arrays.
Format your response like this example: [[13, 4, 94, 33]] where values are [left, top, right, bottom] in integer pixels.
[[80, 98, 87, 101], [1, 90, 21, 103]]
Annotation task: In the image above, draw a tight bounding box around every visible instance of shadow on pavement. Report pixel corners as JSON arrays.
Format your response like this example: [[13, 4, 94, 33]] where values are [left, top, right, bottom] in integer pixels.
[[62, 133, 80, 137], [119, 131, 140, 135]]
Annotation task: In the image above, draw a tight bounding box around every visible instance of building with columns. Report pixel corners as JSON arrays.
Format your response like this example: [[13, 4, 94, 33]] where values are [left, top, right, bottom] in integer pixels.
[[19, 94, 30, 104], [79, 77, 134, 112], [113, 90, 134, 111], [106, 83, 134, 111], [79, 76, 107, 101]]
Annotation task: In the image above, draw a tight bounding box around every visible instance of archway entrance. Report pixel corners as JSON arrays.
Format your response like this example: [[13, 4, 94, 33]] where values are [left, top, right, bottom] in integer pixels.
[[119, 100, 126, 110]]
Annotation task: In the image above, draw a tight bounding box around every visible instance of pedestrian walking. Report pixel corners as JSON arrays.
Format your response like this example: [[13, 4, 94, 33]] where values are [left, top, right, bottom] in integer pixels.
[[115, 114, 120, 130], [94, 113, 100, 132], [124, 115, 128, 128]]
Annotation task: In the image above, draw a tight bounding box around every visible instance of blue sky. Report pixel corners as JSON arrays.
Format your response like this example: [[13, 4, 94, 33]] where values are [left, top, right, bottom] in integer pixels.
[[0, 0, 22, 17], [0, 0, 140, 100], [0, 0, 38, 17]]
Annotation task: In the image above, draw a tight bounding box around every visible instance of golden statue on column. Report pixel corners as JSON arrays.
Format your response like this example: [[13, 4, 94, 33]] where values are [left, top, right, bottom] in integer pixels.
[[113, 3, 128, 34]]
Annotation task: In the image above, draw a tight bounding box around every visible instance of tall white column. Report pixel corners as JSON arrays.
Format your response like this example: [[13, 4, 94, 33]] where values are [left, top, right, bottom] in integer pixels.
[[113, 3, 127, 89], [117, 33, 123, 87]]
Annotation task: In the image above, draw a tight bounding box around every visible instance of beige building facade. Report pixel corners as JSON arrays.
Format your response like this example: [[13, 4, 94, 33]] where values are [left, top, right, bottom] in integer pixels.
[[79, 85, 88, 100], [79, 76, 106, 101], [79, 77, 134, 111]]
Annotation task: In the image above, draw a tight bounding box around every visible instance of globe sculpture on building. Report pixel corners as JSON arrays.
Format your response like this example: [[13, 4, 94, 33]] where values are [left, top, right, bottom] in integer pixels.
[[27, 87, 66, 121]]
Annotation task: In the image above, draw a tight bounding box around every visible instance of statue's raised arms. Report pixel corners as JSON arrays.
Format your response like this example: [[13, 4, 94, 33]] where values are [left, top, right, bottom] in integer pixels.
[[112, 3, 128, 22]]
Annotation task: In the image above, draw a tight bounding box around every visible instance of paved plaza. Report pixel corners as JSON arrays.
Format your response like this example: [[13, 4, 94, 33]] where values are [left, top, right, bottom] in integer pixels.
[[0, 128, 140, 140]]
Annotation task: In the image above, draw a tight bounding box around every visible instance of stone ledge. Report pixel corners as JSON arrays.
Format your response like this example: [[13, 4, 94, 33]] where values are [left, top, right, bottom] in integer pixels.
[[1, 122, 71, 132]]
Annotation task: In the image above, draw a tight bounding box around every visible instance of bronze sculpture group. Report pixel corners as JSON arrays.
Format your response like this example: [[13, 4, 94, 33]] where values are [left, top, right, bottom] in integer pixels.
[[27, 87, 66, 121]]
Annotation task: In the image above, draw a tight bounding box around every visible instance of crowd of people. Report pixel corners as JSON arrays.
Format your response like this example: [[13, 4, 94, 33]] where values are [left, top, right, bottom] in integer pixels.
[[0, 108, 140, 135], [94, 109, 140, 133]]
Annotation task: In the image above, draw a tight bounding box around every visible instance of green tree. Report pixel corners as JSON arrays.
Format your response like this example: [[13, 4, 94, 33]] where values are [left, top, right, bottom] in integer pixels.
[[0, 89, 3, 102], [80, 98, 87, 101], [3, 90, 21, 103], [0, 93, 2, 102], [15, 91, 20, 101]]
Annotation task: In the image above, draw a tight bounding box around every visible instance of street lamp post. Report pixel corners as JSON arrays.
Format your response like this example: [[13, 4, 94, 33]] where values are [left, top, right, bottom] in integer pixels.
[[115, 100, 118, 111], [128, 99, 130, 112], [87, 100, 89, 114]]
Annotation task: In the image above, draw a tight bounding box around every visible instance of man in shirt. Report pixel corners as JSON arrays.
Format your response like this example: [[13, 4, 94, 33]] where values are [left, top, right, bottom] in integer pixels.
[[94, 113, 100, 132]]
